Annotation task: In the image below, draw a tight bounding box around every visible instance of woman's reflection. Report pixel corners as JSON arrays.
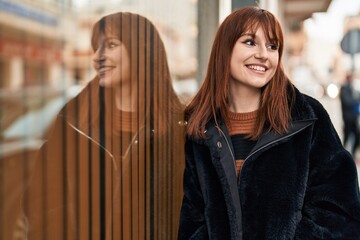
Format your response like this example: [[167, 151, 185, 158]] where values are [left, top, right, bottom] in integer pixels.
[[25, 12, 185, 240]]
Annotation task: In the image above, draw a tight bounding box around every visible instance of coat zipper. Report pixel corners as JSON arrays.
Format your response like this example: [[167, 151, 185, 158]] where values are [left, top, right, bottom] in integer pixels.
[[217, 122, 312, 184], [238, 124, 312, 184], [66, 121, 117, 170]]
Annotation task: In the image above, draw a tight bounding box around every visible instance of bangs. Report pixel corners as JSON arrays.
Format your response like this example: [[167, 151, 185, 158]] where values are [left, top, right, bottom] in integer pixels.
[[236, 9, 282, 49], [243, 18, 280, 46], [91, 21, 102, 51], [91, 16, 122, 51]]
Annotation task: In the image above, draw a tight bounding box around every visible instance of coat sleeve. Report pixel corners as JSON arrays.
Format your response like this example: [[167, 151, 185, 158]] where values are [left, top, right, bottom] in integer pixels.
[[295, 99, 360, 239], [178, 139, 209, 239]]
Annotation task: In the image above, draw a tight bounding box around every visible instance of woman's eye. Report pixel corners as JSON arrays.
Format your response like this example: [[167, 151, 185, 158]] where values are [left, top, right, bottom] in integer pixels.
[[267, 44, 278, 50], [106, 39, 121, 49], [108, 42, 117, 48], [243, 39, 255, 46]]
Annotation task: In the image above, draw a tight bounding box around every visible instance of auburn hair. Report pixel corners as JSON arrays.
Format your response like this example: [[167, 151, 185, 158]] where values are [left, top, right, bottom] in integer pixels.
[[73, 12, 184, 134], [186, 6, 295, 139]]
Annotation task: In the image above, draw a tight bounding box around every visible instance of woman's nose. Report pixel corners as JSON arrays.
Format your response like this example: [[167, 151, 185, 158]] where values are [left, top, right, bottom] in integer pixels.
[[254, 45, 268, 60], [93, 47, 106, 63]]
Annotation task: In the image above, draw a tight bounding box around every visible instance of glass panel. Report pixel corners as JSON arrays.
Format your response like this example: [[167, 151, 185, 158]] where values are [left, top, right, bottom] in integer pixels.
[[0, 1, 196, 239]]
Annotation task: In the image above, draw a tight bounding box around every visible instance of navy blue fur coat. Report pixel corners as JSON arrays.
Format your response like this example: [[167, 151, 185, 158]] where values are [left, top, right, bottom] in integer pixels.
[[178, 88, 360, 239]]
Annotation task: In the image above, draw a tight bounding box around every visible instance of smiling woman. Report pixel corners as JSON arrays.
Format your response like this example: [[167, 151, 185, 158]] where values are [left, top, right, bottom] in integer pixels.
[[24, 12, 185, 240], [229, 28, 279, 113], [178, 6, 360, 240], [93, 37, 131, 87]]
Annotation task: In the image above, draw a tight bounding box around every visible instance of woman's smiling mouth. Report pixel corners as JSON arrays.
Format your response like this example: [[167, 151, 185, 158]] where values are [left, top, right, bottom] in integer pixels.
[[246, 64, 267, 72]]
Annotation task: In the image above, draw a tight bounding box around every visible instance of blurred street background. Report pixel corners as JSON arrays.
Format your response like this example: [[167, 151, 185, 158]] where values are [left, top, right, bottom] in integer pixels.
[[1, 0, 360, 239]]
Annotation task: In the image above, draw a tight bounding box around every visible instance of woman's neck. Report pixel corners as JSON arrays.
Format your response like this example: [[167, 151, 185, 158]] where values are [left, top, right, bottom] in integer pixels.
[[229, 83, 261, 113], [114, 83, 138, 112]]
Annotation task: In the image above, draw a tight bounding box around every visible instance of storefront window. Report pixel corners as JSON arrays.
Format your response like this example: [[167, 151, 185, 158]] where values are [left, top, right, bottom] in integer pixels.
[[0, 1, 197, 239]]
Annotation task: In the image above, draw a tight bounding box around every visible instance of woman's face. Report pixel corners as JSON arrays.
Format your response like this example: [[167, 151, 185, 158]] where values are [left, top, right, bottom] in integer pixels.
[[229, 27, 279, 91], [93, 33, 130, 87]]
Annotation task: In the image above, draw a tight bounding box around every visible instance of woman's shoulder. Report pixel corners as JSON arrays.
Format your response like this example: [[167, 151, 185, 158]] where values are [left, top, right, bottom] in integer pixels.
[[292, 87, 330, 121]]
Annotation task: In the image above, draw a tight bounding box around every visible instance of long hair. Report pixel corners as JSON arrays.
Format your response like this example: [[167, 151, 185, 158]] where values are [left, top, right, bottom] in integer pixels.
[[186, 6, 294, 139], [41, 12, 185, 239], [63, 12, 183, 135]]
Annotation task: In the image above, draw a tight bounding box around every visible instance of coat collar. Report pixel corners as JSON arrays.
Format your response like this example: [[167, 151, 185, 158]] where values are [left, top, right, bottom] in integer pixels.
[[246, 119, 316, 160], [204, 87, 318, 157]]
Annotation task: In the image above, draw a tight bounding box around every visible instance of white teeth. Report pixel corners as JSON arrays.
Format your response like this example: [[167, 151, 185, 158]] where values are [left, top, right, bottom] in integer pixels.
[[248, 65, 266, 72], [98, 67, 110, 73]]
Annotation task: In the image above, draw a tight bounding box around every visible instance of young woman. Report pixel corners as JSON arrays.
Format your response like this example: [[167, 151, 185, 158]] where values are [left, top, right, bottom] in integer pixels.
[[178, 6, 360, 239], [24, 12, 185, 240]]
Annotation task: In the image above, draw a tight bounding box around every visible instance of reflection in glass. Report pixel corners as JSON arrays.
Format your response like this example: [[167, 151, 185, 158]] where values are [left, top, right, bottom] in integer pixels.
[[23, 12, 185, 240]]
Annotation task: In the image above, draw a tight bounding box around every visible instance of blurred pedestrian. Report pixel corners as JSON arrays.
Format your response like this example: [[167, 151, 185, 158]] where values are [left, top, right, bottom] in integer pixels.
[[24, 12, 185, 240], [340, 72, 360, 156], [178, 6, 360, 239]]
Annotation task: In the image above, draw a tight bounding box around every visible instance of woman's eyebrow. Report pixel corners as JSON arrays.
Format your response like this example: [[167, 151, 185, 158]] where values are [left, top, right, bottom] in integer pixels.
[[104, 37, 119, 41], [240, 33, 255, 38], [268, 37, 278, 42], [240, 33, 277, 43]]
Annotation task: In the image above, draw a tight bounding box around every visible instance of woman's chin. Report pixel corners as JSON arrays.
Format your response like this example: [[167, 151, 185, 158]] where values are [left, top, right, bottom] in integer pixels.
[[98, 76, 128, 88], [99, 78, 114, 88]]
